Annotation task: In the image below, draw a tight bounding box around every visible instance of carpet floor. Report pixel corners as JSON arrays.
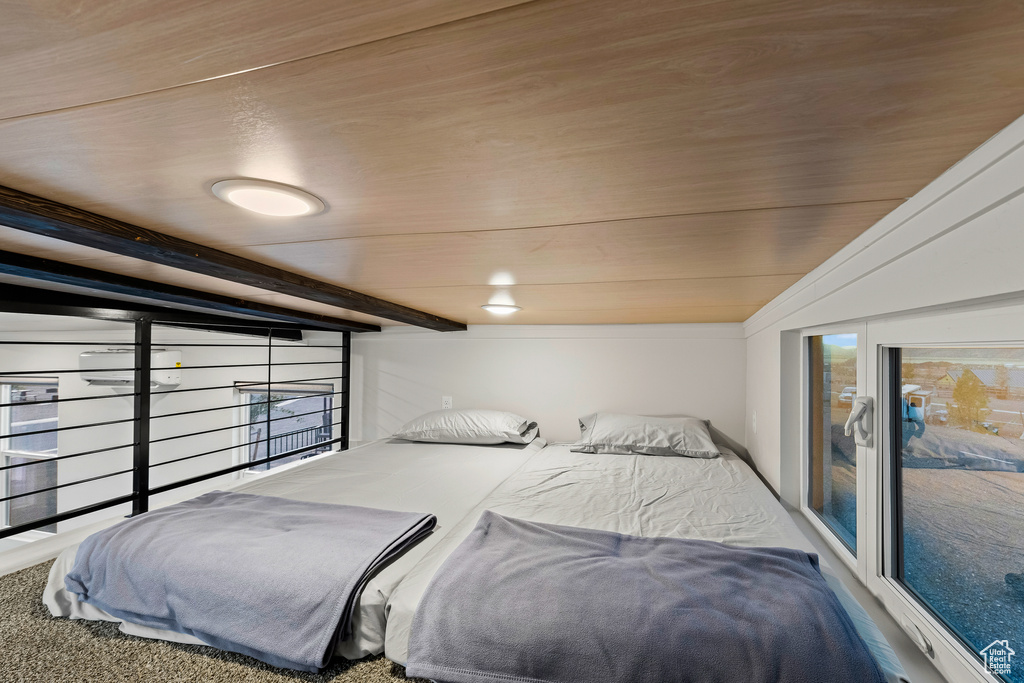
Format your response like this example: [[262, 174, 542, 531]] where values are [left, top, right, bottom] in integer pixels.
[[1, 561, 426, 683]]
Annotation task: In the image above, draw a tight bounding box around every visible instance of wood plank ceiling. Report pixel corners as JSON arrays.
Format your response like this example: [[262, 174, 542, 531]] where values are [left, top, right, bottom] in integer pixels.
[[1, 0, 1023, 326]]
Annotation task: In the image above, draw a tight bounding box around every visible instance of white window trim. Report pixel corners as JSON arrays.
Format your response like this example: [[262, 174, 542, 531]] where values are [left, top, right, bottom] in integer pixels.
[[802, 302, 1024, 683], [1, 381, 60, 532], [799, 322, 867, 578], [232, 381, 339, 477], [873, 337, 1024, 683]]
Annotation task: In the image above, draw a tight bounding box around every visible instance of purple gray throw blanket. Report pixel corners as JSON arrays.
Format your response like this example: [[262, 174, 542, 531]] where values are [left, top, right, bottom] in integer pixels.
[[407, 511, 885, 683], [65, 491, 436, 671]]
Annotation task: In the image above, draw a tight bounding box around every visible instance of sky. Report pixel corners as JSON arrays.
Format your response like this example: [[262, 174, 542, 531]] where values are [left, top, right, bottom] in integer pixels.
[[823, 333, 857, 349]]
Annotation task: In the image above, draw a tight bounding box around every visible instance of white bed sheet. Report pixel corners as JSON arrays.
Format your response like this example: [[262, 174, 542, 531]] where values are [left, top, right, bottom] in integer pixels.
[[384, 444, 910, 683], [43, 436, 546, 660]]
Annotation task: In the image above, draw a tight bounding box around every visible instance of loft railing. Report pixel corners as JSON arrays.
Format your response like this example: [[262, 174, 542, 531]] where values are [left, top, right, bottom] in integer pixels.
[[0, 291, 351, 541]]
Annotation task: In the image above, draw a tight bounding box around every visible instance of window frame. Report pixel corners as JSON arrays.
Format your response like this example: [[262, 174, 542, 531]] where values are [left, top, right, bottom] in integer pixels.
[[877, 339, 1024, 683], [800, 322, 867, 575], [233, 381, 340, 475], [0, 379, 60, 533], [858, 304, 1024, 683]]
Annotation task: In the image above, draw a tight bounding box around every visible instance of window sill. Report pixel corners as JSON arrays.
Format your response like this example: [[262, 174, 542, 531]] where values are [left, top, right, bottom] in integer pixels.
[[788, 507, 949, 683]]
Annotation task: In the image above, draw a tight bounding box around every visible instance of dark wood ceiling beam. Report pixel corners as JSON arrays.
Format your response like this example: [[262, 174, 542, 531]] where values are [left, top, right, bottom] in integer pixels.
[[0, 249, 379, 333], [0, 185, 466, 331], [0, 281, 310, 338]]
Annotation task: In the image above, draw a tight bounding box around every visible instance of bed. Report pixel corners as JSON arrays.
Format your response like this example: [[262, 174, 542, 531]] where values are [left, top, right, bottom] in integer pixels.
[[43, 435, 546, 660], [384, 444, 910, 683]]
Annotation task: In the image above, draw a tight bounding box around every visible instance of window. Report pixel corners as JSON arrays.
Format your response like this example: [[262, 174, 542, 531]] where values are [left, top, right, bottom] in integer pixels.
[[2, 381, 59, 533], [892, 347, 1024, 681], [807, 333, 859, 555], [237, 382, 335, 472]]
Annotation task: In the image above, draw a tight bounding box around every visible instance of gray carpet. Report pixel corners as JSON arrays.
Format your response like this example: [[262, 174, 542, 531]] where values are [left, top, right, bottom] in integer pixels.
[[1, 561, 427, 683]]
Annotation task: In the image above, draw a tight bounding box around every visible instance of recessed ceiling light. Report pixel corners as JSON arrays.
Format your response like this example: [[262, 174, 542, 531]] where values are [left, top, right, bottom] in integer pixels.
[[488, 271, 516, 287], [481, 304, 521, 315], [211, 179, 325, 217]]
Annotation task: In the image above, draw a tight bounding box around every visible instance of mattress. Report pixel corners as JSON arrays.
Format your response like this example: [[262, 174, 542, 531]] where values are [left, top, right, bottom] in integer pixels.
[[43, 436, 546, 659], [384, 444, 910, 683]]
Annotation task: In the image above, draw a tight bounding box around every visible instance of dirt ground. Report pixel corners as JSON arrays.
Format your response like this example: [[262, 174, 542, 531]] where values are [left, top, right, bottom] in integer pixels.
[[903, 423, 1024, 472], [903, 468, 1024, 682]]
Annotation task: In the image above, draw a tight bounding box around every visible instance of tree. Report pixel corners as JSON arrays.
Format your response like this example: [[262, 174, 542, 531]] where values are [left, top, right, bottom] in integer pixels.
[[248, 393, 295, 421], [902, 361, 916, 385], [995, 364, 1010, 400], [950, 371, 990, 430]]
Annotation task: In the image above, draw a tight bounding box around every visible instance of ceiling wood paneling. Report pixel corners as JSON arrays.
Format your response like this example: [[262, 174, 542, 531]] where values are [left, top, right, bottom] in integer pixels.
[[2, 1, 1020, 241], [2, 0, 1023, 325], [242, 291, 766, 326], [235, 200, 903, 291], [0, 0, 533, 120], [0, 199, 899, 290], [364, 277, 795, 325]]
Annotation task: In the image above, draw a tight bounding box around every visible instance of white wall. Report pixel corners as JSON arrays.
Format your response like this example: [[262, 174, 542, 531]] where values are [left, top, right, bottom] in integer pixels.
[[352, 323, 747, 451], [744, 112, 1024, 500]]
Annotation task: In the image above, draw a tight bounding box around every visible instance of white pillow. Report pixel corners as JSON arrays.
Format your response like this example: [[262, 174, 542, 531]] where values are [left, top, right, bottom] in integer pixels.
[[570, 412, 720, 458], [394, 409, 539, 445]]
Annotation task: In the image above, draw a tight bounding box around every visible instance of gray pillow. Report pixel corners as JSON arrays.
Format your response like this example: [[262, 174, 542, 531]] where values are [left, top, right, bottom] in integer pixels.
[[394, 409, 539, 445], [570, 412, 720, 458]]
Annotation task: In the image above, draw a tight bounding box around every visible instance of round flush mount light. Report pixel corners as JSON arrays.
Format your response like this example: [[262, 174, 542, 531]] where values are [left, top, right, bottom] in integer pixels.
[[211, 179, 325, 217], [481, 304, 521, 315]]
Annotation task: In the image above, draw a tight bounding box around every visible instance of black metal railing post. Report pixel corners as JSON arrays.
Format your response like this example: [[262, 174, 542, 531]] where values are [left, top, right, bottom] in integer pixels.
[[131, 317, 152, 515], [265, 330, 273, 462], [341, 331, 350, 451]]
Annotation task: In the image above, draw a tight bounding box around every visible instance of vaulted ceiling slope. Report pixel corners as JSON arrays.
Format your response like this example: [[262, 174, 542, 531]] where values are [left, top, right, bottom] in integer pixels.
[[1, 0, 1023, 325]]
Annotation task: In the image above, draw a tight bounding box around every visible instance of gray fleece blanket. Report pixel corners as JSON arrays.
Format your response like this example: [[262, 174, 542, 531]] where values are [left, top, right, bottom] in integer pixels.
[[407, 511, 885, 683], [65, 491, 436, 671]]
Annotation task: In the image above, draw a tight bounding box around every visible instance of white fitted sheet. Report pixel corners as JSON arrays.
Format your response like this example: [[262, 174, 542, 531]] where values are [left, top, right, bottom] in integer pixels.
[[43, 437, 545, 660], [384, 445, 910, 683]]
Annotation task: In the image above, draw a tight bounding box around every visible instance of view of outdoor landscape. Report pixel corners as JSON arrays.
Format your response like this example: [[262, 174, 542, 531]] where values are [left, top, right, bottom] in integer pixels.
[[246, 388, 334, 471], [899, 348, 1024, 681], [809, 334, 858, 553]]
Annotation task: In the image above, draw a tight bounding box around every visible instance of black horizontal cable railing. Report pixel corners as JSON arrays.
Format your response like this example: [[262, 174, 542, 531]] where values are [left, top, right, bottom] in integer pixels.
[[148, 389, 347, 420], [149, 374, 346, 397], [0, 391, 139, 411], [0, 467, 135, 505], [0, 359, 346, 378], [0, 443, 134, 472], [146, 419, 345, 470], [148, 436, 347, 496], [0, 415, 137, 441], [148, 359, 347, 372], [0, 309, 351, 541], [149, 404, 338, 445]]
